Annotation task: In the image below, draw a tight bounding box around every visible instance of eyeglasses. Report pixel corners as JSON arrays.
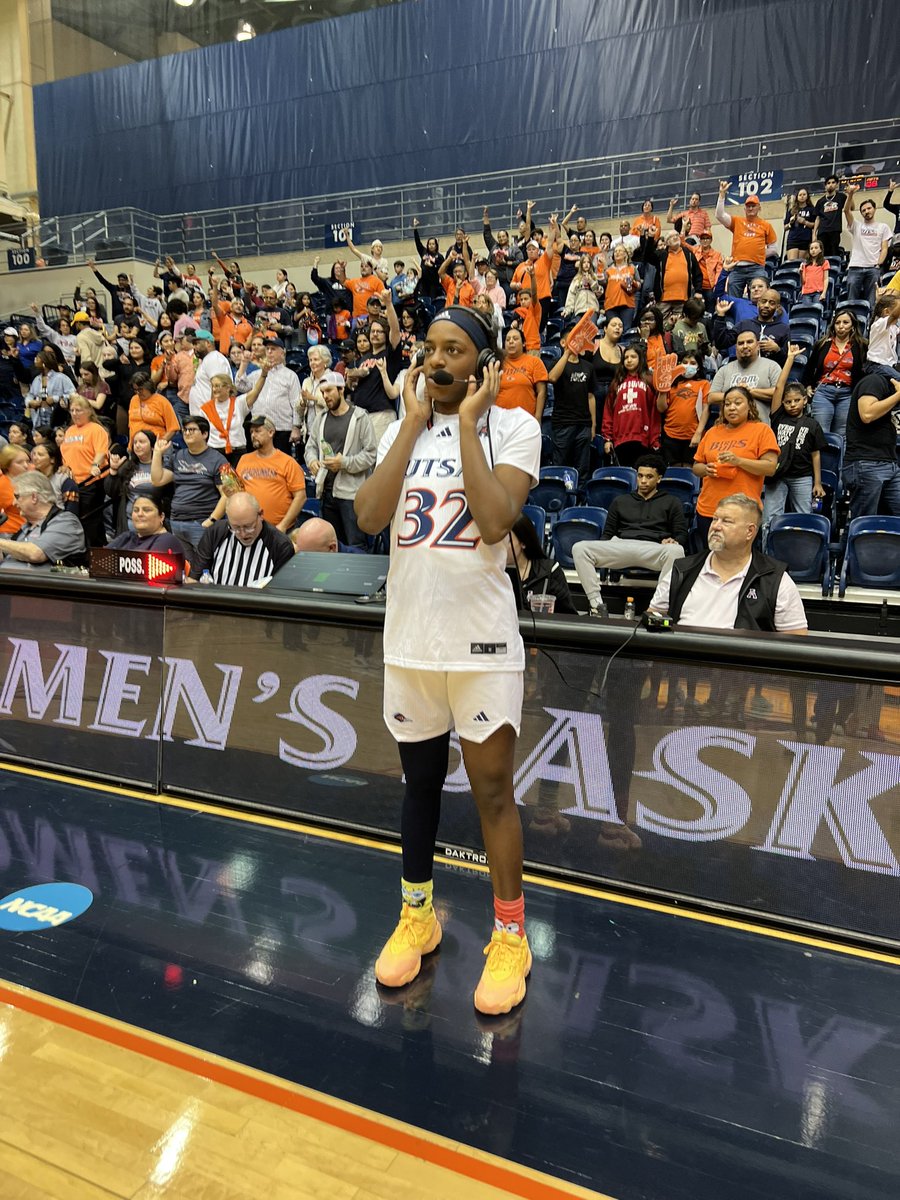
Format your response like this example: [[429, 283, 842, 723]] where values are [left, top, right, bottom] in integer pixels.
[[228, 522, 260, 534]]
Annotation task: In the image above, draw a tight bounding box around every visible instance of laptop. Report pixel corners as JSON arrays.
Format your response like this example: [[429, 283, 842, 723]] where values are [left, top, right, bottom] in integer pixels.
[[89, 547, 185, 585], [270, 551, 388, 597]]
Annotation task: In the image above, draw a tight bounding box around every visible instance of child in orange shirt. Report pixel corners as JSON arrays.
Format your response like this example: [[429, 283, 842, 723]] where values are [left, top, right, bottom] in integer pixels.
[[800, 241, 829, 302], [657, 351, 711, 465], [513, 267, 541, 352]]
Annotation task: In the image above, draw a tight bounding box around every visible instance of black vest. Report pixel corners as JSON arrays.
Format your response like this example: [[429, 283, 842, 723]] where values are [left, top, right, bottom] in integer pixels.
[[668, 548, 786, 631], [15, 506, 89, 568]]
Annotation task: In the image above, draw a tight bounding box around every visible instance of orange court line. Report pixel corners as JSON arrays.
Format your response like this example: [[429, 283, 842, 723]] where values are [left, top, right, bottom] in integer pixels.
[[0, 979, 609, 1200]]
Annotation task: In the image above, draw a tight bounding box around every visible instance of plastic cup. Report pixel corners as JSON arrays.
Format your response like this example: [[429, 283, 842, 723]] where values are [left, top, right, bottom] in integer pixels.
[[529, 593, 556, 615]]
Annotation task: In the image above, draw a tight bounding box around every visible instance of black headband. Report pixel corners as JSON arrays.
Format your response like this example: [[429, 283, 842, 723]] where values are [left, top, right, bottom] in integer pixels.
[[428, 307, 492, 353]]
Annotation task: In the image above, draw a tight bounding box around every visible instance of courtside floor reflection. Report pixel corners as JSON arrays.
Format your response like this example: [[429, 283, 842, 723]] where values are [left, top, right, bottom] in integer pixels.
[[0, 766, 897, 1200]]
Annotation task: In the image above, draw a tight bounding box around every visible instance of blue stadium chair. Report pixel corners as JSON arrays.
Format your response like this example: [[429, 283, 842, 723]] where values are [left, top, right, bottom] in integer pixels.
[[818, 468, 840, 525], [540, 433, 553, 466], [571, 505, 608, 529], [826, 255, 846, 278], [789, 301, 824, 326], [882, 268, 898, 287], [522, 503, 547, 546], [584, 466, 636, 509], [540, 345, 562, 369], [838, 517, 900, 597], [835, 299, 871, 329], [540, 465, 579, 491], [658, 475, 697, 506], [552, 512, 606, 568], [767, 513, 833, 593], [820, 433, 844, 480], [773, 262, 801, 282], [529, 479, 571, 515], [301, 497, 320, 517], [789, 317, 820, 343], [661, 465, 700, 494]]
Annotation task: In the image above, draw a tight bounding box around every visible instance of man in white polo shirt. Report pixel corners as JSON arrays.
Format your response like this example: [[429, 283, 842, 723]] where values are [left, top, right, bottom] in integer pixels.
[[244, 337, 303, 454], [647, 493, 807, 632], [844, 184, 892, 312]]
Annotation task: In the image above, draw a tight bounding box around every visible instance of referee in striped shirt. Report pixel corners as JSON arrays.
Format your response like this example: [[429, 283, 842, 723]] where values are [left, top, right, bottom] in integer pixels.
[[191, 493, 293, 587]]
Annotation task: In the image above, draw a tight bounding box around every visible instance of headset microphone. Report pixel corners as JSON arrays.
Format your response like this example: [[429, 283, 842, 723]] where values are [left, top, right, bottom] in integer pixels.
[[430, 368, 470, 385]]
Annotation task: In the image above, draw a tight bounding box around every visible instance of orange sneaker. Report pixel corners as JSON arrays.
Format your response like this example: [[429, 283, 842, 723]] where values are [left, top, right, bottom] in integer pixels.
[[374, 904, 442, 988], [473, 929, 532, 1015]]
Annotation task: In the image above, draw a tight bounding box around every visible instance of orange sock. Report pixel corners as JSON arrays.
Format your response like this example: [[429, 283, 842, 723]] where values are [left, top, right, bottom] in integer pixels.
[[493, 894, 525, 936]]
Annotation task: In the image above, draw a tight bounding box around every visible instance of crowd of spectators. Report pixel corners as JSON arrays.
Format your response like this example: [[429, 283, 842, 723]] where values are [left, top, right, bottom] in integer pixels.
[[1, 172, 899, 613]]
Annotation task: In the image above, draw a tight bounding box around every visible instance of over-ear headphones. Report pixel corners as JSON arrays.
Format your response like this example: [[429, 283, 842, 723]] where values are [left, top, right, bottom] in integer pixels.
[[416, 308, 500, 380]]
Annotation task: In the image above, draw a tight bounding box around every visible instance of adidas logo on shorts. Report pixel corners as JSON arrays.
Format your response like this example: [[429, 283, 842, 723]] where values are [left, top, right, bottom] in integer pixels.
[[473, 711, 490, 723]]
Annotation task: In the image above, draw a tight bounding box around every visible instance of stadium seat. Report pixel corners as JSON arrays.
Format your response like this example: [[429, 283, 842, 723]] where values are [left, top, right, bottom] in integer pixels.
[[540, 465, 578, 491], [838, 517, 900, 597], [661, 465, 700, 493], [789, 317, 820, 343], [773, 264, 801, 288], [552, 512, 606, 568], [835, 299, 870, 328], [522, 503, 547, 546], [658, 475, 697, 506], [584, 466, 636, 509], [789, 301, 824, 327], [529, 479, 571, 515], [820, 433, 844, 480], [540, 433, 553, 466], [540, 345, 562, 369], [767, 513, 833, 594], [819, 468, 840, 524]]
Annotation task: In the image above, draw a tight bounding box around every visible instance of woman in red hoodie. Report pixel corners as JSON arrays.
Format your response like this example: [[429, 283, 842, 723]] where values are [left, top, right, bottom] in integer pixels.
[[601, 344, 664, 465]]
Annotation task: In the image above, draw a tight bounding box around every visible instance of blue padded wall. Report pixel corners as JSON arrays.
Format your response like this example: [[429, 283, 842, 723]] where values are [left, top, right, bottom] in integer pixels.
[[33, 0, 895, 217]]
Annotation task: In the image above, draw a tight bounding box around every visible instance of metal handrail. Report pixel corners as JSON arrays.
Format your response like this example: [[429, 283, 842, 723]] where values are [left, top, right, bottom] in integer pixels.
[[26, 116, 900, 265]]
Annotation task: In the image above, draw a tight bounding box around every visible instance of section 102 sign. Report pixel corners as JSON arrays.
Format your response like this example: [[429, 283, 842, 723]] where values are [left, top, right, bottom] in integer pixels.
[[726, 170, 783, 205]]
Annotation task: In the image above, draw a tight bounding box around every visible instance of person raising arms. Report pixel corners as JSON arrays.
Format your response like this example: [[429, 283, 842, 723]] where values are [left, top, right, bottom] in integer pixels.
[[354, 307, 541, 1016]]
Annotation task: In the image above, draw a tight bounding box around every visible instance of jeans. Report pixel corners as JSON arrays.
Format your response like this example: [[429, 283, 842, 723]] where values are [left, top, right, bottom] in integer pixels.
[[846, 265, 880, 312], [551, 424, 591, 483], [810, 383, 851, 436], [727, 262, 762, 299], [762, 475, 813, 547], [843, 460, 900, 520], [605, 305, 634, 332], [322, 494, 367, 549], [865, 361, 900, 382], [170, 519, 208, 560], [638, 263, 657, 308]]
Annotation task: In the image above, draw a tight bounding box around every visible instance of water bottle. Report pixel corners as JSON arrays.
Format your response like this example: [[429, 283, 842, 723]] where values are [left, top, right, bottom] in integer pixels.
[[624, 596, 636, 621], [199, 570, 212, 585], [811, 498, 823, 514]]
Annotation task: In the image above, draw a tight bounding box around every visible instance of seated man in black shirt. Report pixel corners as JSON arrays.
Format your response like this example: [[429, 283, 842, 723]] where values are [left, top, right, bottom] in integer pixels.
[[572, 454, 688, 617], [191, 492, 293, 586], [547, 324, 596, 481]]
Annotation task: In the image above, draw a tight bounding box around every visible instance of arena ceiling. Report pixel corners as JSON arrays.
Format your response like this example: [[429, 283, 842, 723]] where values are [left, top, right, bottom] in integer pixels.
[[51, 0, 405, 62]]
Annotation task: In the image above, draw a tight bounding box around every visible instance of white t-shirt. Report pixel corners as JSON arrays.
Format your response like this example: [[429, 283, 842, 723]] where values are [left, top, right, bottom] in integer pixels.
[[378, 406, 541, 671], [189, 350, 230, 413], [848, 217, 892, 268]]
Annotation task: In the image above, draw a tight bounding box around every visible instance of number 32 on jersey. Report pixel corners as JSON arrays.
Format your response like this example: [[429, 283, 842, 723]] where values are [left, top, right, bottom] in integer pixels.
[[397, 488, 481, 550]]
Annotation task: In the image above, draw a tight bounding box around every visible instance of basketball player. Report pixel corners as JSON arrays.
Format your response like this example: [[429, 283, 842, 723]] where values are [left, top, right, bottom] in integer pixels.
[[355, 308, 541, 1015]]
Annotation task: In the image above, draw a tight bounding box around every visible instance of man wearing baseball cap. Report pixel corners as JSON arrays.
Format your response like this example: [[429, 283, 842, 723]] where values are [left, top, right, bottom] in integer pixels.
[[692, 230, 724, 310], [715, 179, 777, 299], [304, 369, 376, 549], [236, 414, 307, 532], [243, 337, 303, 454], [188, 327, 231, 415]]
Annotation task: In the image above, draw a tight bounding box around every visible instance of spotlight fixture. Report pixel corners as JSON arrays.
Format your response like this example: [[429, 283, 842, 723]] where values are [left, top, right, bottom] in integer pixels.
[[172, 0, 195, 8], [236, 20, 256, 40]]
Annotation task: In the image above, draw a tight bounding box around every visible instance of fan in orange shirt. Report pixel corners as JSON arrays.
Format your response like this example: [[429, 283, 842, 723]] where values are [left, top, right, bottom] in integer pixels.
[[512, 267, 541, 351], [715, 180, 777, 298], [0, 444, 31, 535], [496, 328, 548, 420], [511, 213, 561, 331]]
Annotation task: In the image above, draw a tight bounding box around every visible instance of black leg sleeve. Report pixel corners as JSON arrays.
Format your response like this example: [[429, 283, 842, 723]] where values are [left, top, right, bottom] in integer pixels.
[[398, 733, 451, 882]]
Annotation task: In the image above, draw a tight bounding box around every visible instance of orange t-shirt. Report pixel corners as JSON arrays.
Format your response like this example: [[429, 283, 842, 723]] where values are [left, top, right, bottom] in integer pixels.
[[603, 266, 637, 310], [129, 393, 180, 447], [663, 378, 710, 441], [661, 251, 689, 301], [333, 309, 351, 340], [729, 215, 777, 265], [236, 448, 307, 525], [0, 474, 24, 535], [346, 275, 383, 318], [212, 301, 253, 355], [644, 334, 668, 373], [513, 303, 542, 351], [60, 422, 109, 483], [441, 277, 476, 307], [511, 254, 553, 300], [694, 420, 779, 516], [496, 354, 548, 417]]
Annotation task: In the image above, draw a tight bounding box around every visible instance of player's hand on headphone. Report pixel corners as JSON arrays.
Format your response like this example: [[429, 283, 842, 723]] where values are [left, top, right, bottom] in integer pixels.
[[402, 362, 431, 429], [459, 360, 500, 424]]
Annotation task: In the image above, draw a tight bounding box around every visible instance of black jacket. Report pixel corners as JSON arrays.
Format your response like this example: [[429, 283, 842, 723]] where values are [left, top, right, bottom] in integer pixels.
[[518, 557, 578, 614], [802, 338, 867, 390], [604, 490, 688, 546], [668, 548, 786, 631]]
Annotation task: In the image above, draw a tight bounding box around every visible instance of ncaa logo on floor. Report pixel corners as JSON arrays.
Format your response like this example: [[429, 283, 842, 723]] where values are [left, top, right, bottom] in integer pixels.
[[0, 883, 93, 931]]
